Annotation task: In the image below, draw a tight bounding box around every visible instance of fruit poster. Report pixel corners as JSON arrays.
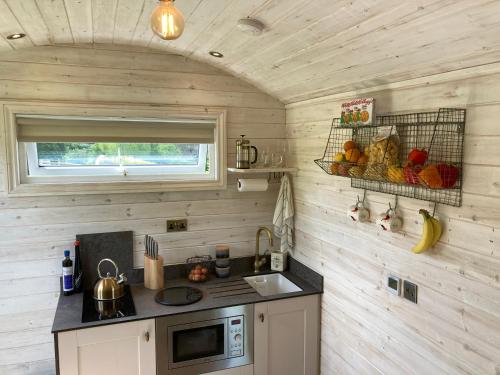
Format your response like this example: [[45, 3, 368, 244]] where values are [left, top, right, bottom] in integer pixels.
[[340, 98, 375, 126]]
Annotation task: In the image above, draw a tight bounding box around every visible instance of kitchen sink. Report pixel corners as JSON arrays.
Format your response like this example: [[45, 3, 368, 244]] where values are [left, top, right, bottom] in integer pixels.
[[244, 273, 302, 296]]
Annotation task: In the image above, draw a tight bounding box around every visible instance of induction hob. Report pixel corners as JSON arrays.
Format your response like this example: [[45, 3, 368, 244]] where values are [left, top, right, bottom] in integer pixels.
[[82, 285, 136, 323]]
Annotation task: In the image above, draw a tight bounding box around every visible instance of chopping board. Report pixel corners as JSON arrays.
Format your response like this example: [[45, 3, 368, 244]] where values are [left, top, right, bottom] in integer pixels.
[[76, 231, 134, 291]]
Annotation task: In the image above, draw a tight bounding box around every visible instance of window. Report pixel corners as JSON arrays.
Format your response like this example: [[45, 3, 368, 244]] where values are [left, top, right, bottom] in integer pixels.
[[22, 142, 211, 181], [4, 104, 226, 195]]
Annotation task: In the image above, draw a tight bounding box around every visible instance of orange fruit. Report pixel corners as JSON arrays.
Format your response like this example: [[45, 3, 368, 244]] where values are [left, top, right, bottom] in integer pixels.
[[360, 111, 369, 122], [345, 148, 361, 163], [343, 140, 357, 152], [357, 154, 368, 165]]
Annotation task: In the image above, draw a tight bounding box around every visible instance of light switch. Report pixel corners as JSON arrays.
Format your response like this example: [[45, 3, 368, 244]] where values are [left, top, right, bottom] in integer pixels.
[[387, 275, 401, 296]]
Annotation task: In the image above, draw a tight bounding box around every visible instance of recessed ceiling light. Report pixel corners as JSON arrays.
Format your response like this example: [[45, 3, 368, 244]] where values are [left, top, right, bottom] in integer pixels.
[[237, 18, 265, 35], [7, 33, 26, 40], [209, 51, 224, 58]]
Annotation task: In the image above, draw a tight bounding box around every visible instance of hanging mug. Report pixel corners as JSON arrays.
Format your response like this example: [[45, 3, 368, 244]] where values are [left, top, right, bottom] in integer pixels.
[[347, 201, 370, 223], [376, 208, 403, 232]]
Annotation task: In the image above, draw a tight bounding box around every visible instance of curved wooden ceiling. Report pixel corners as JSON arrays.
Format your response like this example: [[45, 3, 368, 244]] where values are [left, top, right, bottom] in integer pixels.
[[0, 0, 500, 104]]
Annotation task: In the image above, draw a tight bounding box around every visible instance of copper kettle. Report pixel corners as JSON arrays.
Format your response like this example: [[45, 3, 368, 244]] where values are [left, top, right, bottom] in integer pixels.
[[93, 258, 127, 301]]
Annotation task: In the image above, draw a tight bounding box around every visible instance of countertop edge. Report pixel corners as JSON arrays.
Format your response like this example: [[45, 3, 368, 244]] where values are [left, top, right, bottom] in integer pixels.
[[51, 257, 323, 334], [52, 288, 322, 334]]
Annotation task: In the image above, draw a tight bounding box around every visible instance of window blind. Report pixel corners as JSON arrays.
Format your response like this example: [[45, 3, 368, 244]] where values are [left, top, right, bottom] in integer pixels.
[[16, 115, 216, 144]]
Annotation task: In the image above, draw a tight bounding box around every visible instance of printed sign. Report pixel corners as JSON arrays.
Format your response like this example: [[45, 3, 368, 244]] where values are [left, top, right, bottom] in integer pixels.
[[340, 98, 375, 126]]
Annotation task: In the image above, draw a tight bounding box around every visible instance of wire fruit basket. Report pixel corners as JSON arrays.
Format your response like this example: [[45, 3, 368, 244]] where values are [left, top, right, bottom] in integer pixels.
[[314, 108, 465, 207], [186, 255, 212, 283]]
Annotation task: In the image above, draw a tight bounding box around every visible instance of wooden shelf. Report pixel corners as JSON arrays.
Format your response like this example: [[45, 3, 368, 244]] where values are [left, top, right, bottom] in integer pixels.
[[227, 167, 297, 174]]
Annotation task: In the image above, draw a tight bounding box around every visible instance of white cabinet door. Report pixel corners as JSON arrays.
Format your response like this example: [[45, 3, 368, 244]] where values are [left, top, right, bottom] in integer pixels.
[[254, 295, 320, 375], [57, 319, 156, 375], [200, 364, 254, 375]]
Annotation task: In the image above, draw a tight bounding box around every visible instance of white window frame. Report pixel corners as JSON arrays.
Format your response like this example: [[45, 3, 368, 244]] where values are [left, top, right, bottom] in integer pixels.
[[20, 143, 213, 182], [2, 102, 227, 196]]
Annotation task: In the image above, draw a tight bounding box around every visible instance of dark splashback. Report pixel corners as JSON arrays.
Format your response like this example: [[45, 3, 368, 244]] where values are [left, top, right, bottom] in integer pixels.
[[76, 231, 134, 291]]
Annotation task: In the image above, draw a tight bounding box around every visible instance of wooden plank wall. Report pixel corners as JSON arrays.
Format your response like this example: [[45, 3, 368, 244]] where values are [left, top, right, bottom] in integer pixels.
[[0, 45, 285, 374], [286, 73, 500, 374]]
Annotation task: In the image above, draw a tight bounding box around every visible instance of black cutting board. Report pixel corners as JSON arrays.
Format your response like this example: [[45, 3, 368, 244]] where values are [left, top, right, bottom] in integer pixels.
[[76, 231, 134, 291]]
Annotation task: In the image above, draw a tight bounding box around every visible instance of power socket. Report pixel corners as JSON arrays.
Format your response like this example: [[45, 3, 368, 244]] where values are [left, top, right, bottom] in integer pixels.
[[166, 219, 188, 232], [403, 280, 418, 304]]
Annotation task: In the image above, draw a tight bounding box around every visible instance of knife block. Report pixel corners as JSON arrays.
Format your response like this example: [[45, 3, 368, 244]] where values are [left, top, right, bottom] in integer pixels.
[[144, 255, 164, 290]]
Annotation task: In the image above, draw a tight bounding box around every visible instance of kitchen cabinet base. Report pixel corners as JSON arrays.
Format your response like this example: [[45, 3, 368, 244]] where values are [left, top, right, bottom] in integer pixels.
[[57, 319, 156, 375], [200, 364, 253, 375]]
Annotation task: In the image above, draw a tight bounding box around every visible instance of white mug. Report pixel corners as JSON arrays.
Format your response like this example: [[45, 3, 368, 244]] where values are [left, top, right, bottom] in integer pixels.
[[348, 202, 370, 223], [376, 209, 403, 232]]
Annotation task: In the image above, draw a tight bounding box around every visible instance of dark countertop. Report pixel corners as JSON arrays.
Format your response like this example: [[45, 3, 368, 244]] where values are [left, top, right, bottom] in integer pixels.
[[52, 257, 323, 334]]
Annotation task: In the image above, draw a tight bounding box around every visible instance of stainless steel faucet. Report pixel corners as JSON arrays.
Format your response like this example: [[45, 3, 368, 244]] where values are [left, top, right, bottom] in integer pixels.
[[255, 226, 273, 273]]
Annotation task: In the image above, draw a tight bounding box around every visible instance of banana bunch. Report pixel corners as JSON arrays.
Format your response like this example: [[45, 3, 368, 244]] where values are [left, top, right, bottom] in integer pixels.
[[412, 209, 442, 254]]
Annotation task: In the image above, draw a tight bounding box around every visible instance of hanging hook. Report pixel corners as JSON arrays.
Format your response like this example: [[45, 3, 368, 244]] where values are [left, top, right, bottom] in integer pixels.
[[432, 201, 437, 217], [357, 189, 367, 204], [394, 195, 398, 211]]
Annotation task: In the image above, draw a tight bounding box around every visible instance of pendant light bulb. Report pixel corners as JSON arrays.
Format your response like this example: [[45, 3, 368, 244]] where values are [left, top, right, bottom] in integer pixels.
[[151, 0, 184, 40]]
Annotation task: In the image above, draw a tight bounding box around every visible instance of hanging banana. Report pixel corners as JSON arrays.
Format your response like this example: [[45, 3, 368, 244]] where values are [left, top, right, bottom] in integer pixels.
[[429, 215, 442, 247], [412, 209, 442, 254]]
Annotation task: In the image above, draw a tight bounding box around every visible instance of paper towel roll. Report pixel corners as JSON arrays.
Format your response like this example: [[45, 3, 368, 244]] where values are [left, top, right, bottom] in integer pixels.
[[237, 178, 269, 192]]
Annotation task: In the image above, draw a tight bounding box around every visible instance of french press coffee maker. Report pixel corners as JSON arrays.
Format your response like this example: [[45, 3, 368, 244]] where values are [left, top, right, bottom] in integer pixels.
[[236, 135, 258, 169]]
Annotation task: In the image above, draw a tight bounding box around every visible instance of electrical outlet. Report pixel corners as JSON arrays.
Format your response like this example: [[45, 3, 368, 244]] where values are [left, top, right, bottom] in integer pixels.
[[178, 219, 187, 231], [403, 280, 418, 303], [166, 219, 188, 232]]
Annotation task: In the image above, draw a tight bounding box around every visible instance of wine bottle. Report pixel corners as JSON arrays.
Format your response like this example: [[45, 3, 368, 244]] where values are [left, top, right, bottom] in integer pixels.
[[73, 240, 83, 293], [62, 250, 73, 296]]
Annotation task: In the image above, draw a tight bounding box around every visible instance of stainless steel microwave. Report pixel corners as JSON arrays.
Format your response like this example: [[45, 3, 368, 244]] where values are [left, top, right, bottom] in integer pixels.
[[156, 305, 254, 375]]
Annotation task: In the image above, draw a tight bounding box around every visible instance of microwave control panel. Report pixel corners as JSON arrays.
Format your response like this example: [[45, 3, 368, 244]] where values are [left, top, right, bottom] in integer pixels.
[[228, 315, 244, 357]]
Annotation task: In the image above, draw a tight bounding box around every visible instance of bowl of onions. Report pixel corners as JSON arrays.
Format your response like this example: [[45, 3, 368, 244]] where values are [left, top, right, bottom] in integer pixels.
[[186, 255, 211, 282]]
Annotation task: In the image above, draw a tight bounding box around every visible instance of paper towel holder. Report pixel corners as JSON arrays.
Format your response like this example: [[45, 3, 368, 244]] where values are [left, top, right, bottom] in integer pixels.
[[237, 177, 269, 192], [227, 167, 297, 189], [227, 167, 297, 174]]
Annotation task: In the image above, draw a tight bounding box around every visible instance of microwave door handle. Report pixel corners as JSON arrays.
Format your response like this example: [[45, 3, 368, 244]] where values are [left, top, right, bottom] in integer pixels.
[[225, 319, 229, 358]]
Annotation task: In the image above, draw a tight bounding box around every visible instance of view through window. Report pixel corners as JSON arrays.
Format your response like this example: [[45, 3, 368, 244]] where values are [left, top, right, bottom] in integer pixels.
[[24, 141, 210, 179], [35, 142, 202, 168]]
